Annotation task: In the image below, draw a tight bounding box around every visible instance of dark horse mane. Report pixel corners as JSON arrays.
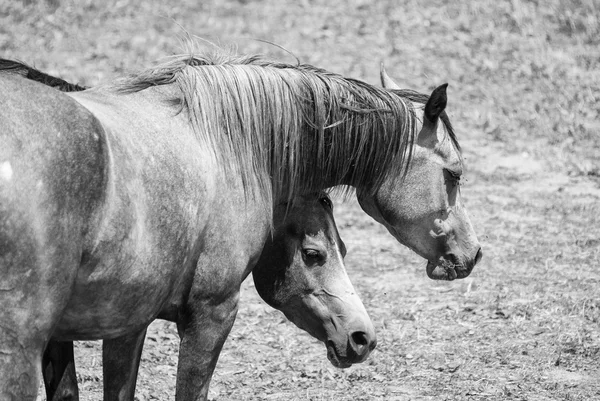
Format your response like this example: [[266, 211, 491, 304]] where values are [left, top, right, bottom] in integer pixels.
[[0, 59, 86, 92]]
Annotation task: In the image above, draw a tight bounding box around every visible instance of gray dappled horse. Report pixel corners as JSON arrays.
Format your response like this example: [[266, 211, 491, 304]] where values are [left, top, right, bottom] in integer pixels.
[[0, 50, 481, 401], [0, 60, 374, 400]]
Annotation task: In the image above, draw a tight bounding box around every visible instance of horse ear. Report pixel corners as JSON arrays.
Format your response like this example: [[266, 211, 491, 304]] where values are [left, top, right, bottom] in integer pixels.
[[380, 64, 400, 90], [424, 83, 448, 123]]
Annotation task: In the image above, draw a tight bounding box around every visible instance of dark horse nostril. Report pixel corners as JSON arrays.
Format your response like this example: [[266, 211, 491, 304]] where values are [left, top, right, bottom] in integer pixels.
[[352, 331, 368, 346], [350, 331, 371, 357]]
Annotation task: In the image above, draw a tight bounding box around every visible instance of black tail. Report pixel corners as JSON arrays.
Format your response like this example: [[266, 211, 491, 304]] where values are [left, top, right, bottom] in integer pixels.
[[0, 58, 87, 92]]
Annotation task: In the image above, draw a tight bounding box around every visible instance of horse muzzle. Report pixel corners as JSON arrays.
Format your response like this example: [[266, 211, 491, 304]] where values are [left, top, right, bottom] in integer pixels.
[[326, 330, 377, 368], [426, 247, 483, 280]]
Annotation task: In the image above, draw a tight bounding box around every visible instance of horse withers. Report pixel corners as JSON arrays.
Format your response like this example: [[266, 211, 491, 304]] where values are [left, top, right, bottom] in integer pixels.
[[0, 49, 481, 401]]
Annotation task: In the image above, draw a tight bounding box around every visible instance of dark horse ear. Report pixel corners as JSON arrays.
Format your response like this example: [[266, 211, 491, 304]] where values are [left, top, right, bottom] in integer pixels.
[[424, 83, 448, 123]]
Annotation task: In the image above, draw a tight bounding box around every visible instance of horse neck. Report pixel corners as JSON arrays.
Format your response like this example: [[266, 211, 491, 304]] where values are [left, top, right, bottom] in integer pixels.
[[273, 106, 415, 203], [118, 60, 416, 204]]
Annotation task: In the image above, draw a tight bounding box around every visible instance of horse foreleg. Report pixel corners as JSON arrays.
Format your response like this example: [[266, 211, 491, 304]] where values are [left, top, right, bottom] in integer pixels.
[[102, 328, 147, 401], [175, 291, 240, 401], [0, 255, 77, 401], [0, 325, 43, 401], [42, 340, 79, 401]]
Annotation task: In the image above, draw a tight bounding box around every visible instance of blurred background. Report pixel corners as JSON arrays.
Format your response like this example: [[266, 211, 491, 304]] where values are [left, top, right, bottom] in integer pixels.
[[2, 0, 599, 400]]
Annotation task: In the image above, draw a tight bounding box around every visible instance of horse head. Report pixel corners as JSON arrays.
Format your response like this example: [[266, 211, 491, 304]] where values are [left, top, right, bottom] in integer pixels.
[[357, 67, 482, 281], [252, 193, 376, 368]]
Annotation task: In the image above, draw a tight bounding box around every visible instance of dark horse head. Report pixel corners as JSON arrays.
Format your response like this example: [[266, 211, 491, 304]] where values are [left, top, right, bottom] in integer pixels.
[[253, 193, 376, 368]]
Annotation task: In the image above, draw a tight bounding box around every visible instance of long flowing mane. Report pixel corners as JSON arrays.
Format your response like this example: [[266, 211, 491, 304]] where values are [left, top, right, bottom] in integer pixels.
[[113, 51, 423, 203]]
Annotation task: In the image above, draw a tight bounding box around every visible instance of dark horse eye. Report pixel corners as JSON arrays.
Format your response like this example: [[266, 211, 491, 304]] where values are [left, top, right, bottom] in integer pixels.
[[319, 196, 332, 209], [302, 248, 323, 263]]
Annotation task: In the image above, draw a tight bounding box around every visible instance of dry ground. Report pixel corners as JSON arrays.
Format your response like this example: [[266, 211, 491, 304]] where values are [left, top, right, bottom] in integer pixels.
[[1, 0, 599, 400]]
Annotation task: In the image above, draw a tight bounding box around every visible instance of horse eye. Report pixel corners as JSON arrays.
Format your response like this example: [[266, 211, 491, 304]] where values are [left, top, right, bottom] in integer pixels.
[[319, 197, 332, 209], [302, 248, 324, 262]]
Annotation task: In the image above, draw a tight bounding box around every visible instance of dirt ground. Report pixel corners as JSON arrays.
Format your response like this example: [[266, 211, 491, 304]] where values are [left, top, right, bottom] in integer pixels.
[[1, 0, 599, 400]]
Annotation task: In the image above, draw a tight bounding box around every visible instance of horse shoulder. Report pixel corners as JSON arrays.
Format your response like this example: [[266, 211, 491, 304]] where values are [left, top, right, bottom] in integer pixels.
[[52, 89, 222, 337]]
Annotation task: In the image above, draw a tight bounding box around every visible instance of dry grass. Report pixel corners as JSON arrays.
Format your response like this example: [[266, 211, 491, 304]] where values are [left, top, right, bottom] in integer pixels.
[[1, 0, 599, 400]]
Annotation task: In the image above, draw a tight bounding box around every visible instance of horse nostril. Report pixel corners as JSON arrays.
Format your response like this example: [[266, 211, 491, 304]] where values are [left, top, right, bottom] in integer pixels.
[[352, 331, 368, 346], [349, 331, 372, 357]]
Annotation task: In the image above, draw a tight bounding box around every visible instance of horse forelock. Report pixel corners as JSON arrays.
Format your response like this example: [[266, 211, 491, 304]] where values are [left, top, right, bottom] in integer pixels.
[[113, 52, 419, 203]]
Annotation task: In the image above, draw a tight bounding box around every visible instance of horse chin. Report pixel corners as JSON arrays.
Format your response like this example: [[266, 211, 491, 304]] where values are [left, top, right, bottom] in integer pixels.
[[326, 340, 352, 369], [426, 259, 458, 281]]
